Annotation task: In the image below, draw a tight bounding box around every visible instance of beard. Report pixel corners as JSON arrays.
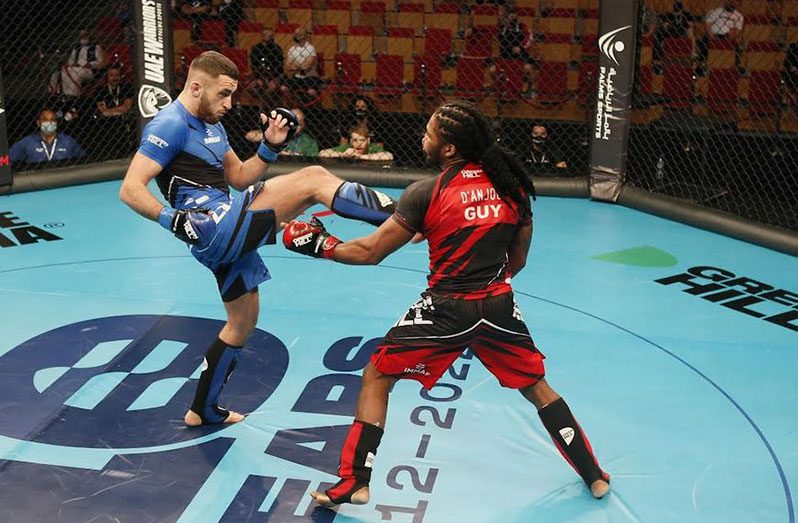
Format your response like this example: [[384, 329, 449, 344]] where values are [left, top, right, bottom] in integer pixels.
[[197, 92, 221, 124], [424, 144, 444, 168]]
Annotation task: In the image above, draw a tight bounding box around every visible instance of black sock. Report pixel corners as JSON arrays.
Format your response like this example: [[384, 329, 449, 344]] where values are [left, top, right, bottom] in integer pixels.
[[538, 397, 608, 486], [190, 338, 242, 424]]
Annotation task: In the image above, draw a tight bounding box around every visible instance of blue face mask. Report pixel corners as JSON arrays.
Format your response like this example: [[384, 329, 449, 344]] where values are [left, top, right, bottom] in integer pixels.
[[40, 122, 57, 134]]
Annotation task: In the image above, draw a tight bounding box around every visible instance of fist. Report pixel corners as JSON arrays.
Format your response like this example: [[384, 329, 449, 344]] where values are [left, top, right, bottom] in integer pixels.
[[282, 217, 341, 259]]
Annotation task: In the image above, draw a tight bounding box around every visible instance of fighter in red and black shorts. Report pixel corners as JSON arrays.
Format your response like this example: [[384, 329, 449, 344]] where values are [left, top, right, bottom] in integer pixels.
[[283, 100, 609, 508]]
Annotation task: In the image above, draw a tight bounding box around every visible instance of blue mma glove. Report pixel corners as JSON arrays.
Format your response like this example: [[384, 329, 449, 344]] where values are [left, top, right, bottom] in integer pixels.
[[159, 207, 216, 246], [258, 107, 299, 162]]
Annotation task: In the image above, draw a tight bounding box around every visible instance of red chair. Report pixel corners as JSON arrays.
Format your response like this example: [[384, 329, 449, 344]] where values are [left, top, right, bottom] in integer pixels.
[[200, 20, 226, 44], [221, 47, 249, 77], [747, 70, 782, 114], [494, 59, 526, 102], [465, 25, 496, 58], [663, 64, 694, 108], [706, 67, 739, 113], [664, 36, 693, 57], [374, 54, 405, 95], [455, 56, 486, 99], [536, 61, 569, 103], [413, 53, 442, 96], [423, 28, 453, 58], [333, 52, 362, 93]]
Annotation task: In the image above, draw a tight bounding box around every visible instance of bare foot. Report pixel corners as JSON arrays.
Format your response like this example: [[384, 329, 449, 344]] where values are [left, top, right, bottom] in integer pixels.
[[184, 409, 245, 427], [310, 486, 369, 508], [590, 479, 610, 499]]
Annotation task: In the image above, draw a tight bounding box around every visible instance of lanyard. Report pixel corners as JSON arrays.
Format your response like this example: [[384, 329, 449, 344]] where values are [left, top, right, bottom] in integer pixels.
[[41, 138, 58, 161], [108, 85, 120, 106]]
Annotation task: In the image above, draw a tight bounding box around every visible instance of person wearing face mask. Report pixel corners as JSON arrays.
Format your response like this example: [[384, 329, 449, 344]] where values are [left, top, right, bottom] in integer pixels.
[[524, 124, 567, 175], [696, 0, 743, 75], [280, 27, 320, 103], [338, 96, 384, 147], [248, 28, 284, 107], [9, 109, 86, 166]]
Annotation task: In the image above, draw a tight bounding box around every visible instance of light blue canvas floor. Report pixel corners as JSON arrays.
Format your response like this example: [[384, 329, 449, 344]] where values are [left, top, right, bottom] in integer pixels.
[[0, 181, 795, 522]]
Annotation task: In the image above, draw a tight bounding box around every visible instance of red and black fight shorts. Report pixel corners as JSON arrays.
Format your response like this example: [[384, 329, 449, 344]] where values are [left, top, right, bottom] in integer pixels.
[[371, 291, 546, 389]]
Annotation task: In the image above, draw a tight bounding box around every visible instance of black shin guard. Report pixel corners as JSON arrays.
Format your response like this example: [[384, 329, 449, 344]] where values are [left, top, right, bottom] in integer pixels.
[[538, 398, 608, 486], [331, 182, 396, 226], [326, 420, 384, 504], [190, 338, 242, 424]]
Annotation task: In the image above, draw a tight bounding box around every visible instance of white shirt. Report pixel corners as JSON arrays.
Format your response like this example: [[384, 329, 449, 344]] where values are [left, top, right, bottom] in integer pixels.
[[286, 42, 317, 78], [705, 7, 744, 35]]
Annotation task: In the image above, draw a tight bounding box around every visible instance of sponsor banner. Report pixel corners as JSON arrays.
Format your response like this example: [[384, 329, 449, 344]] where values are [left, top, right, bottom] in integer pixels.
[[133, 0, 175, 133], [0, 68, 11, 186], [589, 0, 638, 202]]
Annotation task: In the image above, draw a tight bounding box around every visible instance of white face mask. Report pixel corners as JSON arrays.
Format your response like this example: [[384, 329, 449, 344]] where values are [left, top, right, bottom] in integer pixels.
[[80, 38, 90, 46], [40, 122, 57, 134]]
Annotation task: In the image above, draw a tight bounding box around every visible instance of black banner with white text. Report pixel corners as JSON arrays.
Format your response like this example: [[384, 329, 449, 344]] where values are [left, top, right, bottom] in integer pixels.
[[133, 0, 175, 134], [589, 0, 638, 202]]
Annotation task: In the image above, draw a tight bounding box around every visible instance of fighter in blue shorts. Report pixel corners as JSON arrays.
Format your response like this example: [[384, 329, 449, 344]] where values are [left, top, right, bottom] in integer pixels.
[[119, 51, 395, 427]]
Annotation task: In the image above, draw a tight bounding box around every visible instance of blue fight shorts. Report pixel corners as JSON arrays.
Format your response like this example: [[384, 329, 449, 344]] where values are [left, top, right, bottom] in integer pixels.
[[178, 183, 277, 302]]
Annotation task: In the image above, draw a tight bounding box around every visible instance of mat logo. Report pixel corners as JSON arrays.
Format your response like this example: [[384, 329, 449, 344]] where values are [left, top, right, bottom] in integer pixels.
[[656, 266, 798, 333], [0, 315, 289, 448], [0, 210, 62, 248]]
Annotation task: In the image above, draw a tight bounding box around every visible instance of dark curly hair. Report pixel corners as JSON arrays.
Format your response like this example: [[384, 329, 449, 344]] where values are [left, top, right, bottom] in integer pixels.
[[433, 100, 536, 218]]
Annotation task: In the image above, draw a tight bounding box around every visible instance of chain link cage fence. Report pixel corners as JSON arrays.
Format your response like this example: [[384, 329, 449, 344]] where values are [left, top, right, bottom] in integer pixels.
[[2, 0, 794, 231], [628, 0, 798, 230]]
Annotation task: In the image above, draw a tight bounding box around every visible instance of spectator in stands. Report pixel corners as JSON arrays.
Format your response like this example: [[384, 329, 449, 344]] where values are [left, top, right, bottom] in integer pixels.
[[91, 65, 135, 157], [481, 10, 535, 93], [338, 96, 384, 147], [218, 0, 244, 48], [50, 29, 105, 118], [9, 109, 86, 165], [697, 0, 743, 75], [248, 28, 284, 107], [244, 107, 318, 157], [784, 43, 798, 105], [524, 124, 567, 175], [281, 27, 321, 103], [652, 2, 696, 72], [177, 0, 218, 41], [320, 127, 393, 161]]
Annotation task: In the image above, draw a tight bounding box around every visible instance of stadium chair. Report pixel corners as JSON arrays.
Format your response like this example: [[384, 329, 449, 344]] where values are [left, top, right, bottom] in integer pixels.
[[326, 1, 353, 35], [743, 41, 783, 71], [237, 21, 263, 56], [359, 1, 387, 35], [312, 25, 340, 65], [662, 63, 695, 108], [397, 3, 425, 35], [740, 0, 769, 15], [413, 53, 442, 96], [706, 67, 740, 113], [333, 52, 362, 93], [464, 25, 496, 58], [247, 0, 279, 30], [471, 4, 499, 26], [742, 15, 779, 43], [582, 9, 599, 37], [664, 36, 693, 57], [536, 60, 569, 104], [747, 70, 783, 114], [387, 27, 415, 61], [535, 33, 576, 63], [425, 3, 461, 34], [221, 47, 250, 77], [374, 53, 406, 94], [286, 0, 313, 28], [537, 8, 578, 36], [173, 19, 193, 57], [494, 59, 526, 102], [346, 25, 375, 60], [200, 20, 226, 44], [708, 38, 738, 69], [455, 56, 487, 99], [516, 6, 535, 30], [422, 27, 453, 58]]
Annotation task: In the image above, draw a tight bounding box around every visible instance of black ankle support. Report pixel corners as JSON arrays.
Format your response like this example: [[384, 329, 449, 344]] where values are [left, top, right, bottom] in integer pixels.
[[538, 398, 607, 486], [190, 338, 242, 424]]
